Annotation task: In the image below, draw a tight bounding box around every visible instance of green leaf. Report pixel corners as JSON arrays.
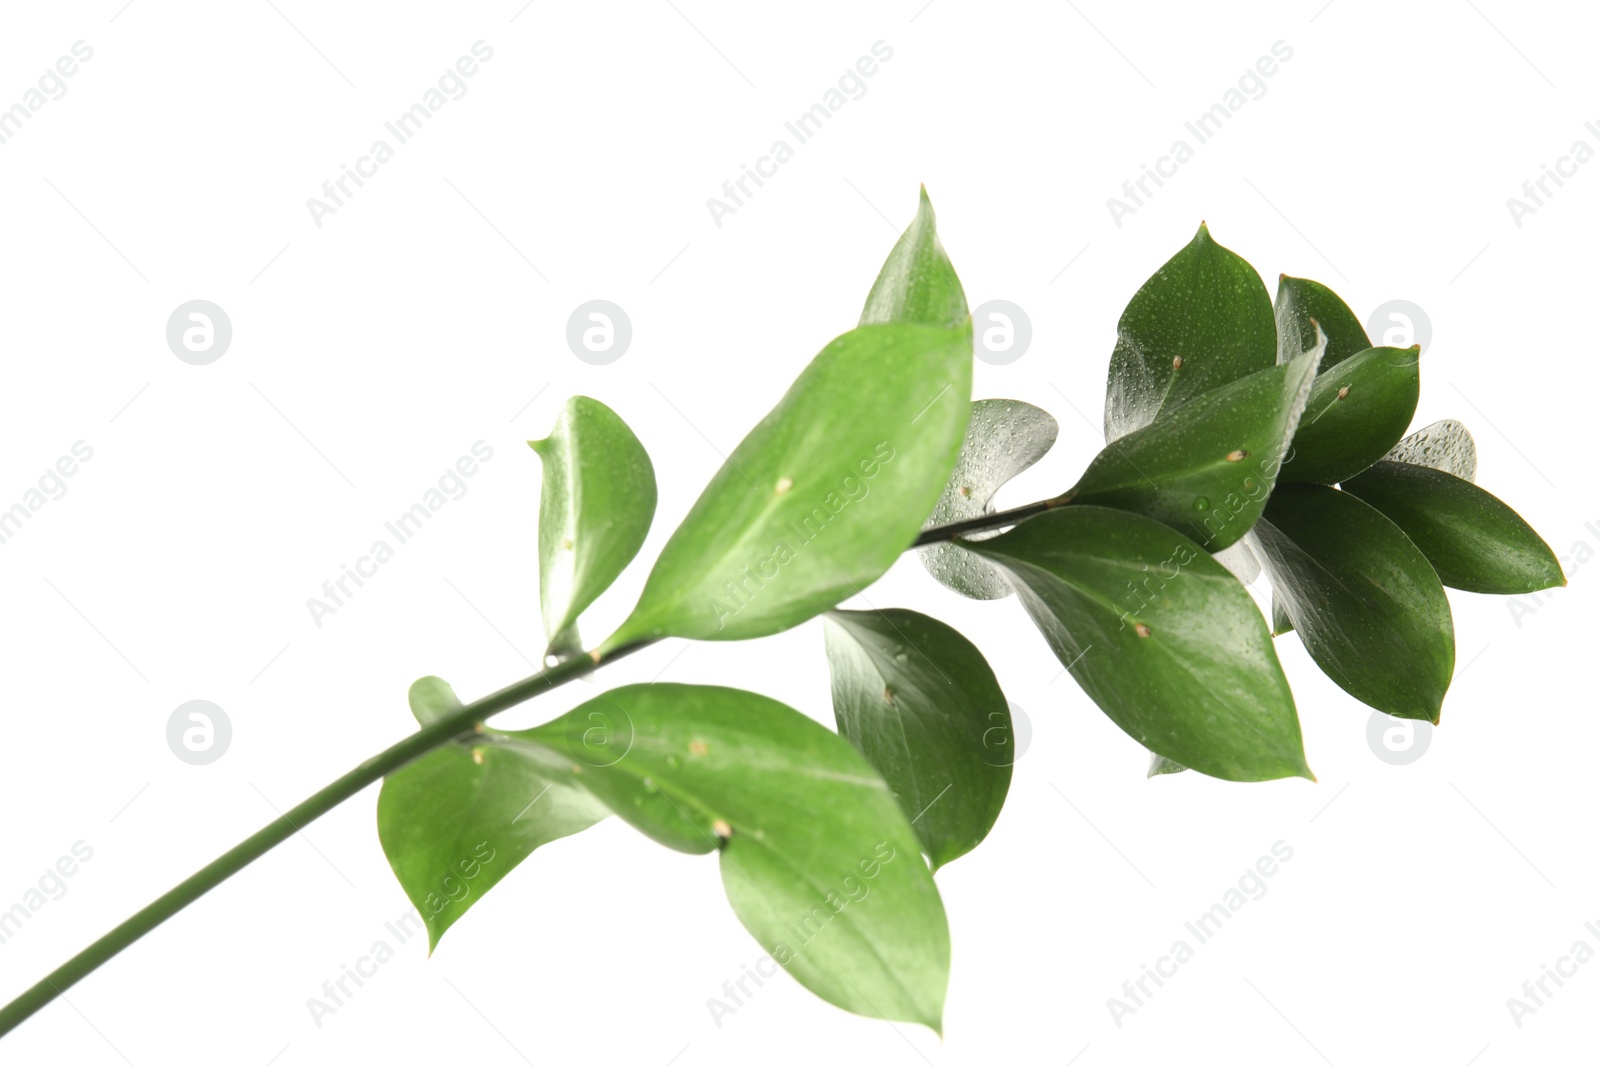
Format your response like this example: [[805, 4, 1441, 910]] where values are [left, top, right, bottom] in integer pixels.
[[377, 678, 609, 950], [602, 323, 973, 647], [968, 507, 1311, 782], [1147, 752, 1188, 777], [1383, 418, 1478, 481], [529, 397, 657, 659], [1214, 539, 1262, 585], [1068, 341, 1322, 550], [1253, 486, 1455, 721], [1271, 592, 1294, 636], [1104, 223, 1276, 442], [919, 399, 1058, 599], [1274, 275, 1371, 369], [523, 684, 949, 1032], [859, 186, 968, 330], [1278, 345, 1420, 485], [824, 609, 1013, 870], [1342, 461, 1565, 594]]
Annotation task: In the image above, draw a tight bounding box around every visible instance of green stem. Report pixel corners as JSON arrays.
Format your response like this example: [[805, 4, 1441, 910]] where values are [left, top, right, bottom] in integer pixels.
[[0, 495, 1059, 1039], [910, 493, 1072, 547], [0, 642, 648, 1038]]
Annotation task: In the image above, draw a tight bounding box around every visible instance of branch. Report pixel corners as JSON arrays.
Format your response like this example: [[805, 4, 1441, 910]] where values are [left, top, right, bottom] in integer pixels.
[[0, 492, 1069, 1038]]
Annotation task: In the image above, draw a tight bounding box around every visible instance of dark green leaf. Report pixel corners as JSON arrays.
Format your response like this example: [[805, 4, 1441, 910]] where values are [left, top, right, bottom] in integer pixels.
[[1278, 345, 1420, 485], [1104, 223, 1276, 442], [919, 399, 1058, 599], [1274, 275, 1371, 369], [523, 684, 949, 1032], [859, 186, 968, 330], [1342, 461, 1565, 594], [1253, 486, 1455, 721], [602, 323, 972, 647], [530, 397, 656, 659], [969, 507, 1310, 782], [377, 678, 609, 950], [1383, 418, 1478, 481], [824, 609, 1012, 870], [1069, 342, 1322, 550]]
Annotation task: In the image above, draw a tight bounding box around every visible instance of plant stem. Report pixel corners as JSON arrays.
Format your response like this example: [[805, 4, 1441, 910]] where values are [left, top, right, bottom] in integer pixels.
[[910, 494, 1072, 547], [0, 495, 1058, 1039], [0, 642, 648, 1039]]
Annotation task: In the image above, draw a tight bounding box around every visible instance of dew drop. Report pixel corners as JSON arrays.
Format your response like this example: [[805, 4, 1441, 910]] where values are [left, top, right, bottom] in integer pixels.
[[664, 755, 680, 770], [1193, 496, 1210, 511]]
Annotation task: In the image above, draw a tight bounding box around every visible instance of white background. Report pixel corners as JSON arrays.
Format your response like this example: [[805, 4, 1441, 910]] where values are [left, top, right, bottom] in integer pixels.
[[1, 2, 1595, 1064]]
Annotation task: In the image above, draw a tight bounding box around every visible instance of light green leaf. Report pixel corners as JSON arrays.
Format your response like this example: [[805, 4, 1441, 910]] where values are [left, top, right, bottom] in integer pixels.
[[968, 507, 1311, 782], [530, 397, 656, 659], [1383, 418, 1478, 481], [1274, 275, 1371, 369], [377, 677, 609, 950], [1104, 223, 1276, 442], [1278, 345, 1420, 485], [1253, 486, 1455, 721], [1271, 593, 1294, 636], [1214, 539, 1262, 585], [602, 323, 972, 647], [523, 684, 950, 1032], [860, 186, 968, 330], [824, 609, 1012, 870], [1069, 340, 1322, 550], [919, 399, 1059, 599], [1342, 461, 1565, 594], [1147, 752, 1188, 777]]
